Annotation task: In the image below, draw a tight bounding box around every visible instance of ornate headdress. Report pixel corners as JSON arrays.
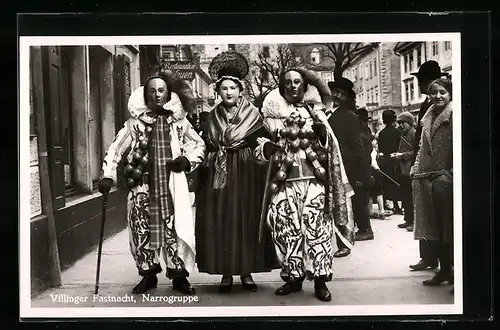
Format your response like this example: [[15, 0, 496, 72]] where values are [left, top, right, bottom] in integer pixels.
[[209, 50, 249, 86], [143, 66, 197, 115]]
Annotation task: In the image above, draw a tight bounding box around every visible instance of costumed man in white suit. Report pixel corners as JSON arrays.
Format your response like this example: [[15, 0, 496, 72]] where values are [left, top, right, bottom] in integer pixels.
[[99, 71, 206, 294], [255, 68, 355, 301]]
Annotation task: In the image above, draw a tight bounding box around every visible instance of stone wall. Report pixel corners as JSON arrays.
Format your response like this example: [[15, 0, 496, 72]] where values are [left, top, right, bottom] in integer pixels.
[[29, 73, 42, 218], [30, 136, 42, 217]]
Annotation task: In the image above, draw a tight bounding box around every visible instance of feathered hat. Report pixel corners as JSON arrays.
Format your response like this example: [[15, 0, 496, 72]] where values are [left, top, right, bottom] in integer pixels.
[[209, 50, 249, 86], [144, 66, 197, 114], [280, 66, 333, 106]]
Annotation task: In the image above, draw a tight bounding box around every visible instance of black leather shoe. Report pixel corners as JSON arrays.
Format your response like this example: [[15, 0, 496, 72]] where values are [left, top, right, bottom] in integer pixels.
[[240, 274, 257, 292], [409, 259, 438, 271], [398, 222, 410, 228], [334, 247, 351, 258], [219, 276, 233, 293], [132, 275, 158, 294], [355, 231, 374, 241], [314, 279, 332, 302], [172, 277, 196, 295], [275, 281, 303, 296], [423, 271, 452, 286]]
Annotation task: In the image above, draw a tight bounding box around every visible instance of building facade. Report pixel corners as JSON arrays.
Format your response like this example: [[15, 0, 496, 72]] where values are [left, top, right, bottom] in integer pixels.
[[394, 41, 453, 116], [29, 45, 143, 296], [342, 42, 403, 133], [289, 43, 335, 84], [159, 44, 214, 116]]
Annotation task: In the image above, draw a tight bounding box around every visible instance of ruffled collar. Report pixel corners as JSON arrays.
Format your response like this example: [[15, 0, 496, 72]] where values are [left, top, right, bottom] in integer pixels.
[[261, 86, 324, 119], [127, 86, 186, 124]]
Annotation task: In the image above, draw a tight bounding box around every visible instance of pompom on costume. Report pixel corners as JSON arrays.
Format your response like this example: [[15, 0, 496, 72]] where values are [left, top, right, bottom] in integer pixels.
[[100, 73, 206, 290]]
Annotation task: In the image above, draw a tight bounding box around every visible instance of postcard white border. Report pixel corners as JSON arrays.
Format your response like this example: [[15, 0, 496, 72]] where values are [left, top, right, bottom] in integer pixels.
[[19, 32, 463, 319]]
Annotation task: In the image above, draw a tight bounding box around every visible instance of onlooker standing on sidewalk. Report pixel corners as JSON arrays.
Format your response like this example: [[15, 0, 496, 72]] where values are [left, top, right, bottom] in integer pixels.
[[328, 79, 374, 247], [409, 60, 448, 271], [369, 137, 386, 219], [411, 77, 454, 287], [391, 111, 416, 231], [354, 107, 376, 221], [377, 110, 402, 215]]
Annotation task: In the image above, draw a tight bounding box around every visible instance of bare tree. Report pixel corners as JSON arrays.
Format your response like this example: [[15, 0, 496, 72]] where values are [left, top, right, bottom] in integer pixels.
[[245, 44, 299, 109], [301, 43, 379, 80]]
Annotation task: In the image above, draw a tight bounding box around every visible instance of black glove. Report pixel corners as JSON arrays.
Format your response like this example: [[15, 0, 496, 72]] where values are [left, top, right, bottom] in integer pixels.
[[263, 142, 285, 160], [99, 178, 113, 195], [312, 122, 327, 144], [167, 156, 191, 173]]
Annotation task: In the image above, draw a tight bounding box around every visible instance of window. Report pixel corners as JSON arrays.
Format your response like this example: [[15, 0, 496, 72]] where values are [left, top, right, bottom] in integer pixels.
[[409, 52, 414, 72], [310, 47, 320, 64], [404, 79, 415, 103], [37, 45, 133, 210], [161, 45, 175, 60], [417, 47, 422, 67], [405, 81, 410, 103], [432, 41, 439, 56], [228, 44, 235, 51], [374, 60, 377, 76], [369, 61, 373, 78], [404, 54, 409, 73], [263, 46, 270, 58], [445, 41, 451, 51], [375, 90, 379, 104], [89, 48, 106, 188]]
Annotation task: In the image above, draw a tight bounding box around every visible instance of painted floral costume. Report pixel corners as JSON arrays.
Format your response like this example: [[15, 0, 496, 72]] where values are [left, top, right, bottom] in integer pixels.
[[101, 87, 205, 278]]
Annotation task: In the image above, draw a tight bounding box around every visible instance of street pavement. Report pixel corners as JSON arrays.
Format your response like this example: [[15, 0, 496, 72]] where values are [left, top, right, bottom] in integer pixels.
[[31, 211, 454, 308]]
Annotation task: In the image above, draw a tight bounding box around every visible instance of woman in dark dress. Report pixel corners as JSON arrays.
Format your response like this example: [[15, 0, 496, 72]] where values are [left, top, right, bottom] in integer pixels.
[[195, 51, 278, 293]]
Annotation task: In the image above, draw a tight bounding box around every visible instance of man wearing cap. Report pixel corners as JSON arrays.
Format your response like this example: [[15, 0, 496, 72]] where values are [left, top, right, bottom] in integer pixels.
[[328, 78, 374, 257], [390, 112, 416, 231], [377, 110, 402, 215], [408, 60, 448, 271]]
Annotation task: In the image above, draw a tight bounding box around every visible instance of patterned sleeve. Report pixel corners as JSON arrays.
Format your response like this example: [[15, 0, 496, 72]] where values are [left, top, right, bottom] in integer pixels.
[[101, 121, 133, 183], [182, 119, 206, 173]]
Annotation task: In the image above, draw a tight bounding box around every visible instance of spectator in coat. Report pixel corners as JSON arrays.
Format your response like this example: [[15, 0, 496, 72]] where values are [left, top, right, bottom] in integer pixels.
[[328, 78, 374, 259], [411, 77, 454, 288], [377, 110, 402, 214], [391, 111, 416, 231], [409, 60, 448, 272]]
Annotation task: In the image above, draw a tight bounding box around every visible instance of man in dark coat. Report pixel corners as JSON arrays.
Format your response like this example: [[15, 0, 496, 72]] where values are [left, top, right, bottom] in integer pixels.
[[327, 78, 374, 259], [377, 110, 402, 213], [409, 60, 449, 271], [392, 111, 416, 231]]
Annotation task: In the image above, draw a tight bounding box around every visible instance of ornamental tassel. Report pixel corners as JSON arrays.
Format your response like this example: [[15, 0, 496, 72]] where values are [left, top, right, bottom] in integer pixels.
[[213, 147, 228, 189]]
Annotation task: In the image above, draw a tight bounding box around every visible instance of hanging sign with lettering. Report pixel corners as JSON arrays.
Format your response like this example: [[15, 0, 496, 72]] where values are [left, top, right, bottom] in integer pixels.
[[162, 61, 197, 81]]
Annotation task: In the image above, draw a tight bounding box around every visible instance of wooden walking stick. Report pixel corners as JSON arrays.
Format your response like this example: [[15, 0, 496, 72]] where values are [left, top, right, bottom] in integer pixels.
[[379, 169, 401, 187], [94, 193, 108, 294], [258, 155, 275, 243]]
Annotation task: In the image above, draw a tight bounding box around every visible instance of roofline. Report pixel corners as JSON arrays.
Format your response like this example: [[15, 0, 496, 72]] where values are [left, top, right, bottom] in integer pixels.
[[394, 42, 423, 56]]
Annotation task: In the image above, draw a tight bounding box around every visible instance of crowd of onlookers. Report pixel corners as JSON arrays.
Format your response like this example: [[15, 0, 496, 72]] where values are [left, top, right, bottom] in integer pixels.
[[337, 60, 454, 296], [172, 59, 455, 297]]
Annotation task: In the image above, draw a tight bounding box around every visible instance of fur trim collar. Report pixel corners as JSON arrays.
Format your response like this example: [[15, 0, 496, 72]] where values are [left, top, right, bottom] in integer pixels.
[[261, 86, 324, 118], [128, 86, 186, 124]]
